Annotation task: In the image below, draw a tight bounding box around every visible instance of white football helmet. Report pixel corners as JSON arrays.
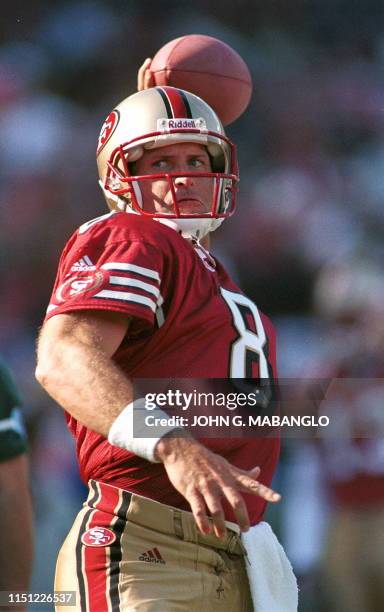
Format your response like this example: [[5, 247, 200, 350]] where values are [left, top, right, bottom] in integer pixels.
[[96, 86, 239, 239]]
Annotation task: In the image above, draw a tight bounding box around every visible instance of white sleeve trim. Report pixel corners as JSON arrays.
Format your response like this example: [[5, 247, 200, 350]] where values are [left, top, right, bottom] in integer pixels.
[[101, 262, 160, 282], [93, 290, 157, 312], [109, 276, 160, 298]]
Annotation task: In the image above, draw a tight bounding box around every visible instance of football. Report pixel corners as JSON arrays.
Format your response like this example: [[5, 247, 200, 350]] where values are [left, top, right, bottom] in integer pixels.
[[150, 34, 252, 126]]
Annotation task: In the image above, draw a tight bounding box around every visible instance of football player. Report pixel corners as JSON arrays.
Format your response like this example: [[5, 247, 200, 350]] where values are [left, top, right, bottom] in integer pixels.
[[0, 358, 33, 610], [36, 87, 283, 611]]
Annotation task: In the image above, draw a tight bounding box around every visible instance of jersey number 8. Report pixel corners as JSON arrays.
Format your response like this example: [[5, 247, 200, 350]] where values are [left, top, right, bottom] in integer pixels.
[[220, 288, 270, 379]]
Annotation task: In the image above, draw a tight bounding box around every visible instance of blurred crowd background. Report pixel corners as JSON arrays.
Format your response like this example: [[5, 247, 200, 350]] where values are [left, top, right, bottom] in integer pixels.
[[1, 1, 384, 610]]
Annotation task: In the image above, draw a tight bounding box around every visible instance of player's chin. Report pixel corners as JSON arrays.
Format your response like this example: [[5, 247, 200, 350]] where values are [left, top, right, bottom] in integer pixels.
[[177, 201, 209, 215]]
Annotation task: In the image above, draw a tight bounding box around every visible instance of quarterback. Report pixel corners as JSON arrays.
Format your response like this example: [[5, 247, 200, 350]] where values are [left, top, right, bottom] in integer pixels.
[[36, 86, 294, 611]]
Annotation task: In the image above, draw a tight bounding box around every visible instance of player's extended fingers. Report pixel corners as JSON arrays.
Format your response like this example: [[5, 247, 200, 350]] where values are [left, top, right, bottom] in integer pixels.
[[186, 490, 212, 535], [232, 468, 281, 502], [230, 464, 260, 480], [248, 466, 261, 479], [137, 58, 152, 91], [222, 487, 250, 532], [144, 65, 155, 89], [204, 491, 227, 538], [250, 480, 281, 502]]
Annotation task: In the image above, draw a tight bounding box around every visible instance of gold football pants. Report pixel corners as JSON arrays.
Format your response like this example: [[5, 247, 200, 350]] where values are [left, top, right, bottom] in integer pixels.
[[55, 479, 253, 611]]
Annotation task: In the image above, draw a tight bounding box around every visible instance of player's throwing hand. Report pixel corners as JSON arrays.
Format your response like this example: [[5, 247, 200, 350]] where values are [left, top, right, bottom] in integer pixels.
[[155, 434, 281, 538], [137, 57, 154, 90]]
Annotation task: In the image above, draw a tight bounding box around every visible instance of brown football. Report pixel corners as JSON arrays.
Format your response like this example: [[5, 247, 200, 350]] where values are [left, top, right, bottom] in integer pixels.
[[151, 34, 252, 125]]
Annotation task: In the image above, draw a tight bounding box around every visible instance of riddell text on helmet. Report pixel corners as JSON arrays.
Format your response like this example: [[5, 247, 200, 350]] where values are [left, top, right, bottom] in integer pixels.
[[158, 118, 204, 130]]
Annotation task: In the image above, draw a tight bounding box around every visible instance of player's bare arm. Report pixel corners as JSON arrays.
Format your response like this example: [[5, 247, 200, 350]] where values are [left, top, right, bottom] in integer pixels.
[[36, 311, 133, 436], [36, 311, 280, 536]]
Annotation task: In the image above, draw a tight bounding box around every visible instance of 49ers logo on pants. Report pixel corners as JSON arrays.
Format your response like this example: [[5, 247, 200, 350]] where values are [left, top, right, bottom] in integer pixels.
[[81, 526, 116, 547]]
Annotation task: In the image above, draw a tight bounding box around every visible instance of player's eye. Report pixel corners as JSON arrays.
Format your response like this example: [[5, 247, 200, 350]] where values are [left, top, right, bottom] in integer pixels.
[[152, 159, 169, 170], [189, 157, 208, 168]]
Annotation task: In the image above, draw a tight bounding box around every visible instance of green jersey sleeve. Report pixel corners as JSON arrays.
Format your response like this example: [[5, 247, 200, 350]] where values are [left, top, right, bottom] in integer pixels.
[[0, 358, 28, 461]]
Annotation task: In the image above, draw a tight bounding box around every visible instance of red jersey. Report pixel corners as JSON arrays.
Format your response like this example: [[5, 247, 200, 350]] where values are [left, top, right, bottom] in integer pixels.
[[45, 212, 280, 524]]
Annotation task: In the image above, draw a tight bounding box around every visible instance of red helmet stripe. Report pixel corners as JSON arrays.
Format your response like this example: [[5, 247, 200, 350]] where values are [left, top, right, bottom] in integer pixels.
[[159, 87, 190, 118], [156, 87, 173, 118], [178, 89, 193, 118]]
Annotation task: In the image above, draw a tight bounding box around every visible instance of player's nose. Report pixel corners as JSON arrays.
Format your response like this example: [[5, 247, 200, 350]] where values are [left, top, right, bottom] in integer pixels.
[[174, 174, 194, 187]]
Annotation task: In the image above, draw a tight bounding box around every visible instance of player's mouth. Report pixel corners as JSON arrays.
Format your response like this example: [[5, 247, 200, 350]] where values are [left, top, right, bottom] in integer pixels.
[[176, 198, 207, 214]]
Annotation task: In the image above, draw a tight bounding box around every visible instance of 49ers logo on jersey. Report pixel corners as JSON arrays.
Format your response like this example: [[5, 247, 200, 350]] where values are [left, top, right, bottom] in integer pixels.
[[56, 270, 106, 302], [81, 527, 116, 547], [97, 109, 120, 155]]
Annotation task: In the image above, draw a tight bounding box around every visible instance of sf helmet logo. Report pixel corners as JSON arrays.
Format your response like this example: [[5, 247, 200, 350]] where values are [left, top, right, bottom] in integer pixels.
[[81, 527, 116, 547], [97, 109, 120, 155]]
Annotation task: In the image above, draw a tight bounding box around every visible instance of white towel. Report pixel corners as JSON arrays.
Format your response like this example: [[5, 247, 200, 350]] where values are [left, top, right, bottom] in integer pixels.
[[241, 522, 298, 612]]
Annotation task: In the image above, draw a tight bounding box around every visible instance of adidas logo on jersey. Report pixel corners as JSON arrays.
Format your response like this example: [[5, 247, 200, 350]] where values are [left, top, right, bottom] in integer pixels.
[[71, 256, 95, 271], [138, 547, 166, 564]]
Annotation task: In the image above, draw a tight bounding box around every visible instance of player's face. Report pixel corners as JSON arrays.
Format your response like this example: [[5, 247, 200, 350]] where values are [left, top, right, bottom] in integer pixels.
[[132, 143, 214, 215]]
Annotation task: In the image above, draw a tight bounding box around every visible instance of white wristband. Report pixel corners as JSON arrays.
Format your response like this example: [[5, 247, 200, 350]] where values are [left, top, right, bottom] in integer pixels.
[[107, 398, 180, 463]]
